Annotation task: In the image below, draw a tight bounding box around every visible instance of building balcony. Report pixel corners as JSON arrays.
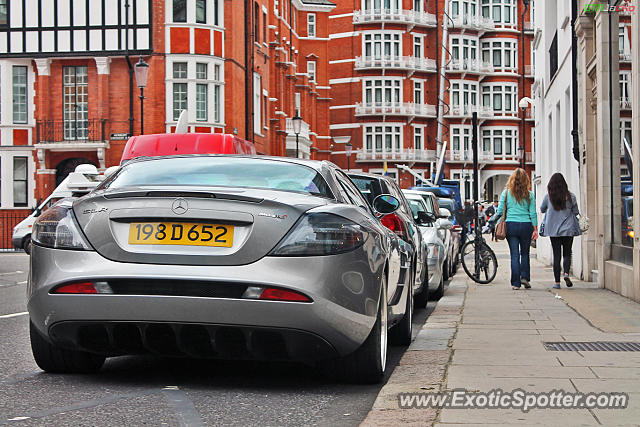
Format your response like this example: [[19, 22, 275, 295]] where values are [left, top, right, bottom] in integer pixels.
[[448, 150, 523, 163], [285, 117, 310, 139], [446, 105, 494, 119], [356, 148, 437, 163], [355, 102, 437, 118], [450, 14, 495, 32], [35, 119, 109, 146], [353, 9, 437, 28], [355, 56, 437, 74], [446, 58, 492, 74], [620, 98, 632, 110], [285, 118, 312, 159], [619, 52, 632, 63]]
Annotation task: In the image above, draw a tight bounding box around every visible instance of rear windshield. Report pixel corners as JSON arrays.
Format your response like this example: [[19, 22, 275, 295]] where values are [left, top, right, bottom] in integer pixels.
[[407, 199, 427, 217], [101, 157, 333, 198], [438, 199, 455, 212]]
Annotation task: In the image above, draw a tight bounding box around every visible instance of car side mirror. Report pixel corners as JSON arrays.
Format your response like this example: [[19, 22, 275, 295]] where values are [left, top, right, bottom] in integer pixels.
[[438, 207, 452, 219], [436, 218, 454, 230], [416, 211, 431, 225], [372, 194, 400, 215]]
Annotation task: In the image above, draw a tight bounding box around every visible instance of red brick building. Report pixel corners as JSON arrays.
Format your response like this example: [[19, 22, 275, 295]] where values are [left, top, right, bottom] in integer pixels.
[[327, 0, 535, 200], [0, 0, 334, 236]]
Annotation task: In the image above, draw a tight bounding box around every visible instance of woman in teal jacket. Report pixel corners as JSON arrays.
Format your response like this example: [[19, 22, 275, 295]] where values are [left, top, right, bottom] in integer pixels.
[[495, 168, 538, 289]]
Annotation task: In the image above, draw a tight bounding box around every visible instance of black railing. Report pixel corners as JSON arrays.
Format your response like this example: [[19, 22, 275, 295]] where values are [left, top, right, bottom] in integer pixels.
[[36, 119, 107, 143]]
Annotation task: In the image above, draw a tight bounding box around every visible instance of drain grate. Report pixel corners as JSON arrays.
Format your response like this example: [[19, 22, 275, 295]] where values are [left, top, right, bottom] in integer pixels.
[[544, 341, 640, 352]]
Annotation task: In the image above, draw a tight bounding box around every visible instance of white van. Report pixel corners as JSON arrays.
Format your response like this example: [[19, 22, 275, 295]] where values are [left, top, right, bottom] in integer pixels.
[[12, 164, 106, 253]]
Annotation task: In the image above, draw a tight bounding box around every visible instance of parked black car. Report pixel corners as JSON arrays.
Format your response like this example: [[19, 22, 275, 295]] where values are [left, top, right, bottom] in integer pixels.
[[348, 172, 430, 307]]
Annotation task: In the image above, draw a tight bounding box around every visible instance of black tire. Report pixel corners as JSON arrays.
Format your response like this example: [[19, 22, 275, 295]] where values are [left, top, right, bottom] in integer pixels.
[[461, 240, 498, 284], [390, 270, 413, 346], [22, 236, 31, 255], [430, 274, 444, 300], [414, 266, 429, 308], [335, 280, 388, 384], [442, 258, 450, 282], [30, 321, 105, 374]]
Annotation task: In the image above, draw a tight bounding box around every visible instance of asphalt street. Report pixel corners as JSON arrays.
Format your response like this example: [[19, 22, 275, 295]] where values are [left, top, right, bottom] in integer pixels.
[[0, 253, 435, 426]]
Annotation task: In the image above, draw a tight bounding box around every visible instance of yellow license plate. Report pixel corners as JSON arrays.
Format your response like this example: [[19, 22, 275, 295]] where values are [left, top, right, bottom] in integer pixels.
[[128, 222, 234, 247]]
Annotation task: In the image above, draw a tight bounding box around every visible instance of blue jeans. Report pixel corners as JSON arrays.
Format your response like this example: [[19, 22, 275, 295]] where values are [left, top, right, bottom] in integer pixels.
[[505, 222, 534, 287]]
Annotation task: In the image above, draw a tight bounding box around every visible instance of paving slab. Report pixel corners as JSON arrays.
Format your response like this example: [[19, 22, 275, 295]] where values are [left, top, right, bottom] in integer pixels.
[[438, 408, 597, 425], [446, 365, 596, 380], [362, 408, 437, 426]]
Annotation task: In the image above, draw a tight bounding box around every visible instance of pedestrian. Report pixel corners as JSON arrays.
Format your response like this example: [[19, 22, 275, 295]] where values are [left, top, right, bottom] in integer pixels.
[[493, 168, 538, 290], [539, 173, 582, 289], [478, 204, 487, 227], [486, 200, 499, 241]]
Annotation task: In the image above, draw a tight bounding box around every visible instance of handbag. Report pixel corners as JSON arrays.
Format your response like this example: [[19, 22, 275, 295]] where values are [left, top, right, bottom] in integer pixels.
[[570, 196, 589, 233], [539, 214, 546, 237], [495, 193, 508, 241]]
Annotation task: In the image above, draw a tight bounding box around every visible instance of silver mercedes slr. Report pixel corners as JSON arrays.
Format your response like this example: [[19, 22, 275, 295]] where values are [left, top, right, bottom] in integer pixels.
[[27, 155, 414, 383]]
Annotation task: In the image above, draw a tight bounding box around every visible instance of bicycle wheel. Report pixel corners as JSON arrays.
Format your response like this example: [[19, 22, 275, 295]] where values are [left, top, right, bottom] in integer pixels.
[[461, 239, 498, 284]]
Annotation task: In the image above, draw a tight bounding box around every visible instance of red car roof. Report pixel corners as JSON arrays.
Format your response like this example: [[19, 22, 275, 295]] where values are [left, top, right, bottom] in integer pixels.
[[120, 133, 256, 163]]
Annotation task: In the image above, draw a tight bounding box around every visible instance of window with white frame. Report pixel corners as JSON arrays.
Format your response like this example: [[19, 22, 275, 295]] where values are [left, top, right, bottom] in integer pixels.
[[620, 72, 631, 103], [363, 0, 401, 12], [621, 119, 632, 152], [482, 83, 517, 114], [413, 35, 423, 58], [364, 79, 402, 106], [13, 156, 28, 207], [482, 0, 516, 27], [619, 25, 630, 56], [482, 39, 517, 71], [414, 126, 423, 150], [307, 61, 316, 83], [482, 127, 518, 158], [414, 0, 422, 11], [173, 0, 220, 25], [451, 0, 478, 18], [195, 63, 208, 121], [363, 124, 403, 153], [451, 36, 478, 65], [451, 126, 472, 152], [307, 13, 316, 37], [170, 60, 224, 123], [413, 80, 423, 104], [13, 66, 27, 124], [450, 81, 478, 109], [172, 62, 188, 121], [363, 33, 401, 59], [253, 73, 261, 133]]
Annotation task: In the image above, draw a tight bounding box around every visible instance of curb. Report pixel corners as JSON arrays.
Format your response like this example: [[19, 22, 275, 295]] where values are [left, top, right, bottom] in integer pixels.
[[361, 274, 469, 426]]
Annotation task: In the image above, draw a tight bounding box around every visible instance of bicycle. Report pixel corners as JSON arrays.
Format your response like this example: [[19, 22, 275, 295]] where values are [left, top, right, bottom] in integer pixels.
[[460, 202, 498, 284]]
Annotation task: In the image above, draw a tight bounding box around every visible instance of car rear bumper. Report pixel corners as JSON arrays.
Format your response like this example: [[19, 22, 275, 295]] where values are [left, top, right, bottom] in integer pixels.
[[28, 244, 384, 360]]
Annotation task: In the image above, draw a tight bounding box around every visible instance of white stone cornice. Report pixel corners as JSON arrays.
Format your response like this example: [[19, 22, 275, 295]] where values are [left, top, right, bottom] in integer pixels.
[[95, 57, 112, 75], [34, 59, 51, 76]]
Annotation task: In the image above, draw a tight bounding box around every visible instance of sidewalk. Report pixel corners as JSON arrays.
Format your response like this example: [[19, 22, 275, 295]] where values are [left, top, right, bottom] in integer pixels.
[[363, 240, 640, 426]]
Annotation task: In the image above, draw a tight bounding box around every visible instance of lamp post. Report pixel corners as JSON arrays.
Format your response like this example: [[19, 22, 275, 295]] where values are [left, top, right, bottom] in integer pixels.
[[134, 56, 150, 135], [291, 111, 302, 158], [345, 141, 353, 170], [520, 0, 530, 169], [519, 96, 532, 169]]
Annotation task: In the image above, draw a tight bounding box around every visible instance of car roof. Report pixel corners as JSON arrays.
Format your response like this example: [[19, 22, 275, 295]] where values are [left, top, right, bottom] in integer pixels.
[[403, 189, 435, 197], [347, 171, 395, 182]]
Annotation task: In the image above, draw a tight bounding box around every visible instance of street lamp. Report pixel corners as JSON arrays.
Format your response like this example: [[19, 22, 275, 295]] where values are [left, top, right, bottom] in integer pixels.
[[291, 111, 302, 158], [345, 141, 353, 170], [134, 56, 150, 135], [519, 96, 533, 169]]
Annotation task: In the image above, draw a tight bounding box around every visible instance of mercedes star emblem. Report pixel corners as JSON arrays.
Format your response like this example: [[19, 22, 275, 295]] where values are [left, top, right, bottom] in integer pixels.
[[171, 198, 188, 215]]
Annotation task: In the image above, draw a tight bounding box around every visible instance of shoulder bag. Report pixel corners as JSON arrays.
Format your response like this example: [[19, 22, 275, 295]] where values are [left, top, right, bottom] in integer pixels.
[[495, 192, 508, 241]]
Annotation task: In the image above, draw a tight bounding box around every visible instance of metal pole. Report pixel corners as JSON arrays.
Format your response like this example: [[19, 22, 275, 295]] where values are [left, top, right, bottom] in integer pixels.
[[348, 155, 350, 171], [472, 112, 479, 232], [520, 6, 527, 169], [296, 134, 299, 158], [139, 87, 144, 135]]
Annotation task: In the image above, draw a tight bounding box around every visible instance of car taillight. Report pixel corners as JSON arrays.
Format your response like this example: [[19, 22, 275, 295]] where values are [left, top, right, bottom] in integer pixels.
[[53, 282, 97, 294], [380, 213, 406, 237], [242, 286, 312, 302]]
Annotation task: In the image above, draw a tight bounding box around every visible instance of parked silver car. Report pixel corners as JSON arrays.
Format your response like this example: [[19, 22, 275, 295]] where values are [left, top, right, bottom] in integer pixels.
[[403, 192, 453, 299], [28, 155, 413, 384]]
